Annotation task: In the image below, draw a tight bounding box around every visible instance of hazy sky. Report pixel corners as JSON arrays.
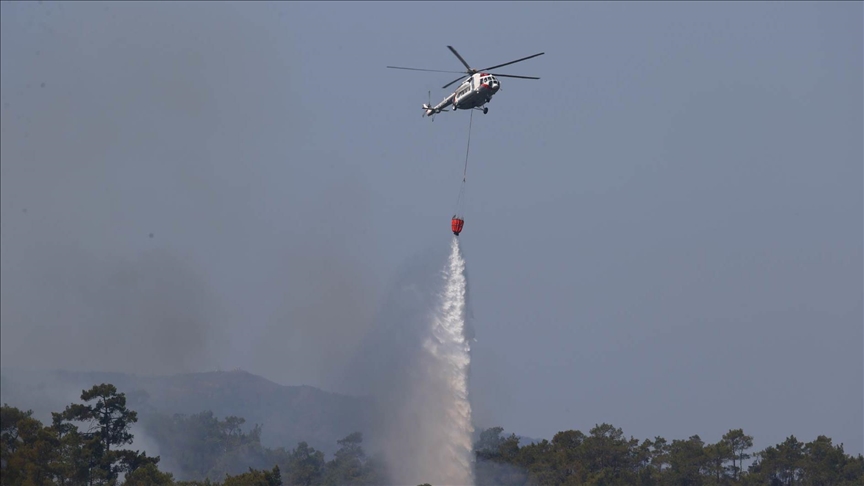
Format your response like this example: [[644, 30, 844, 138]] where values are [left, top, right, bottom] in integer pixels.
[[2, 1, 861, 457]]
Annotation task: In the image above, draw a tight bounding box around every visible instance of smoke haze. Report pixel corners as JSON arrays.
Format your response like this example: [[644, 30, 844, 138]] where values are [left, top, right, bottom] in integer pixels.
[[0, 245, 227, 376], [0, 1, 382, 392]]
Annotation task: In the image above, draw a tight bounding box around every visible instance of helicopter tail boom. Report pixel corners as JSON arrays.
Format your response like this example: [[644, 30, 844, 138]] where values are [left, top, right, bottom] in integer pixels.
[[423, 94, 455, 118]]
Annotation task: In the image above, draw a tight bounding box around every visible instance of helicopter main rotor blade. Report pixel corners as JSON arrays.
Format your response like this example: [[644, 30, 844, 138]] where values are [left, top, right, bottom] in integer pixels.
[[447, 46, 474, 72], [387, 66, 468, 74], [489, 73, 541, 80], [481, 52, 545, 72], [442, 75, 468, 90]]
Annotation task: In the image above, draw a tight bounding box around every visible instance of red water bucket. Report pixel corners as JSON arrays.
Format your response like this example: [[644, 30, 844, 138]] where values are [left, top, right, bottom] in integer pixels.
[[451, 217, 464, 236]]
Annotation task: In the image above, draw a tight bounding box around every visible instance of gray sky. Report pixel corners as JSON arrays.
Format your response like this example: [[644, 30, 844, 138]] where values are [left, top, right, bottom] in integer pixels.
[[2, 1, 861, 456]]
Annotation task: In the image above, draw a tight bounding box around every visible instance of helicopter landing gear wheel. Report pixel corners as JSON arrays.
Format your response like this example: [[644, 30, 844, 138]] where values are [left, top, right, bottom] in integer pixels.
[[483, 107, 488, 114]]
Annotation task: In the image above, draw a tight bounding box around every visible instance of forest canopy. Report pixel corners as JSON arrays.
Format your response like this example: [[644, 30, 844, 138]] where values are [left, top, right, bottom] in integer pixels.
[[2, 382, 862, 485]]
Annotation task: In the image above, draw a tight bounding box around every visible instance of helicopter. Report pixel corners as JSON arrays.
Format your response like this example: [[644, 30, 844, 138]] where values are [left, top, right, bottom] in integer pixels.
[[387, 45, 544, 119]]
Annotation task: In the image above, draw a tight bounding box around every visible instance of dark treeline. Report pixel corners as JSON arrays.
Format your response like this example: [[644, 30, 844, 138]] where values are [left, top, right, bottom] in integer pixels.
[[472, 425, 864, 486], [2, 382, 862, 486]]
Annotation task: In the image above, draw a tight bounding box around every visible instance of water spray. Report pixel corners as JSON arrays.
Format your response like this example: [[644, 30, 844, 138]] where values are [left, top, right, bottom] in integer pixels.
[[419, 236, 474, 485]]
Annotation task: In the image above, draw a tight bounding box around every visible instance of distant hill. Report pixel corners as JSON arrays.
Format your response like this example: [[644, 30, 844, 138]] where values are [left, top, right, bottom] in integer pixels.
[[1, 367, 545, 458], [0, 368, 375, 456]]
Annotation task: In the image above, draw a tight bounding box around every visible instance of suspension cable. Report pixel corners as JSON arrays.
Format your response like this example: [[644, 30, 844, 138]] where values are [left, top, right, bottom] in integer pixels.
[[463, 109, 473, 182], [454, 110, 473, 216]]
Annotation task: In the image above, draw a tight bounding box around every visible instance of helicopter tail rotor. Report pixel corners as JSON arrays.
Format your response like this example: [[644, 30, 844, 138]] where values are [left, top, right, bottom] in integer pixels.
[[423, 91, 433, 119], [423, 91, 439, 120]]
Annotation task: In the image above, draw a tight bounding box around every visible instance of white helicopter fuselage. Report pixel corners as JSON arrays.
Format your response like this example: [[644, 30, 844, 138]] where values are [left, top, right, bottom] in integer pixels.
[[424, 72, 501, 117]]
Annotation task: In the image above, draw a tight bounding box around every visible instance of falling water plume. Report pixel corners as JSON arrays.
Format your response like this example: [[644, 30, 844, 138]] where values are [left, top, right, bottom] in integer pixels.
[[352, 236, 475, 485], [419, 235, 474, 485]]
